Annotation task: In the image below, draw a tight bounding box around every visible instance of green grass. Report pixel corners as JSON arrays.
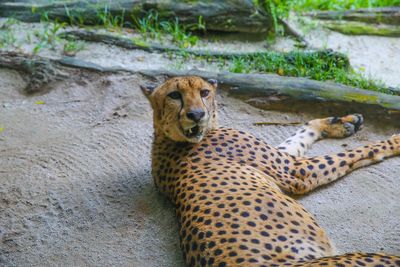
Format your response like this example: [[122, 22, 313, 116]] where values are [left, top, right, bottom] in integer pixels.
[[160, 18, 199, 48], [0, 29, 17, 48], [289, 0, 400, 11], [130, 10, 204, 48], [253, 1, 291, 34], [63, 40, 85, 55], [227, 50, 389, 93], [0, 18, 19, 48], [96, 5, 125, 30], [62, 5, 204, 48], [33, 20, 66, 53]]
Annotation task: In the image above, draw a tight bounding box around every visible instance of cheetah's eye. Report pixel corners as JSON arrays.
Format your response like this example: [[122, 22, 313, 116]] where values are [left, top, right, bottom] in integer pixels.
[[168, 91, 181, 100], [200, 89, 210, 98]]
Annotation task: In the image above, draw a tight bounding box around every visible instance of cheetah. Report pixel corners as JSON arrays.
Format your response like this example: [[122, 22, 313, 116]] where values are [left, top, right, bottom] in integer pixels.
[[141, 76, 400, 267]]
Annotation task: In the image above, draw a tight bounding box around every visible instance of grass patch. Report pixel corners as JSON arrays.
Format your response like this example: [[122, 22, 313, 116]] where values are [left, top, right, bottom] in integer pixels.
[[253, 1, 291, 34], [130, 10, 204, 48], [0, 18, 19, 48], [290, 0, 400, 11], [0, 29, 17, 48], [62, 5, 205, 48], [63, 40, 85, 56], [227, 50, 390, 93], [96, 5, 126, 30], [33, 20, 66, 53]]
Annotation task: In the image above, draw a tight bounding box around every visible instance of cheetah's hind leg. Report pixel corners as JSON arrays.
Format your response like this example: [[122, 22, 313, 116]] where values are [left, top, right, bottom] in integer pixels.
[[277, 114, 364, 157]]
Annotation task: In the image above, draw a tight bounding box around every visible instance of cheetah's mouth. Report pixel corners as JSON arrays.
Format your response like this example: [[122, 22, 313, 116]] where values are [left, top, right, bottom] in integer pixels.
[[183, 125, 203, 139]]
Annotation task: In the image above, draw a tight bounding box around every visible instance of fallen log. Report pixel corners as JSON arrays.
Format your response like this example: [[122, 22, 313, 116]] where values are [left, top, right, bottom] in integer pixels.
[[304, 7, 400, 25], [137, 68, 400, 111], [0, 0, 272, 33], [322, 20, 400, 37]]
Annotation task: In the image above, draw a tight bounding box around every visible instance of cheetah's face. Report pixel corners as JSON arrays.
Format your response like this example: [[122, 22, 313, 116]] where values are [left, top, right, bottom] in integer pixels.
[[141, 76, 218, 143]]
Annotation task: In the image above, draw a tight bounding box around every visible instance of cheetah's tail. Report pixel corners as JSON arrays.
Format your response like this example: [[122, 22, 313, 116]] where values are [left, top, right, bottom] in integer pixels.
[[288, 253, 400, 267]]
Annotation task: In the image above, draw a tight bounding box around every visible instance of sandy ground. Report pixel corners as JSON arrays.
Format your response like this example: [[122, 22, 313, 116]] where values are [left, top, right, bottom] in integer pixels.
[[1, 19, 400, 266], [0, 65, 399, 266]]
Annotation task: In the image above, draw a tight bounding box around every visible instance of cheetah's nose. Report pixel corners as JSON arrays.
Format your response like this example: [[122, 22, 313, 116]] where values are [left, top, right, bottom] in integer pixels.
[[187, 109, 205, 123]]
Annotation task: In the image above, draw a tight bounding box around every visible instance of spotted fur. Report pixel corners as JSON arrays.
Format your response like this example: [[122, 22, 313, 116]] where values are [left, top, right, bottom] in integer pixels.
[[142, 76, 400, 267]]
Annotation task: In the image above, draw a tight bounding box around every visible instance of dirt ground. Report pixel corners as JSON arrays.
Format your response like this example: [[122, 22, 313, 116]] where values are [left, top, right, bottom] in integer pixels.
[[1, 65, 399, 266], [1, 17, 400, 267]]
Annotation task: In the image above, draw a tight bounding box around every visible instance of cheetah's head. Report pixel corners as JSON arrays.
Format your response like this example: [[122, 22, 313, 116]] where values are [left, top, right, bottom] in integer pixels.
[[141, 76, 218, 143]]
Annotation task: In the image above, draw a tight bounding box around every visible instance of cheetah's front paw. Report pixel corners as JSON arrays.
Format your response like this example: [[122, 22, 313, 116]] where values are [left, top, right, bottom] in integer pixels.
[[321, 114, 364, 138]]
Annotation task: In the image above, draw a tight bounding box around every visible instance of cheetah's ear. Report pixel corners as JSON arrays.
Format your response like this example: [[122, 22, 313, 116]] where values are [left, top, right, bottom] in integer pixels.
[[140, 85, 156, 100], [140, 84, 156, 96], [140, 84, 156, 98], [207, 79, 218, 89]]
